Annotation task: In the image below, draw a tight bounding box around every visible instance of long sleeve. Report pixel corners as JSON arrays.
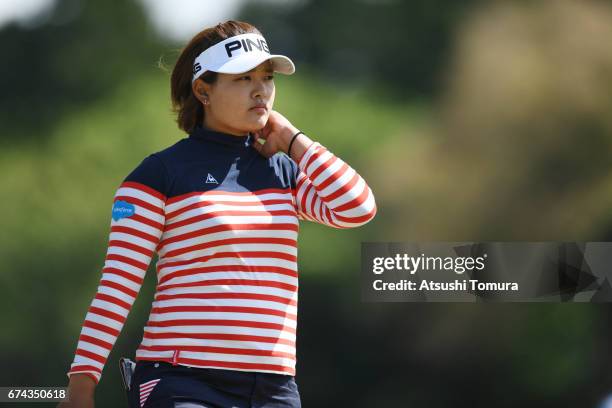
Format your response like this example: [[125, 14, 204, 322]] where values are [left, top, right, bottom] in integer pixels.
[[290, 139, 377, 228], [66, 154, 168, 384]]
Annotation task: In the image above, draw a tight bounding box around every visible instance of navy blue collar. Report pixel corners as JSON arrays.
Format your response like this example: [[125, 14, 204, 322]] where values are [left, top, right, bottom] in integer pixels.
[[189, 125, 252, 148]]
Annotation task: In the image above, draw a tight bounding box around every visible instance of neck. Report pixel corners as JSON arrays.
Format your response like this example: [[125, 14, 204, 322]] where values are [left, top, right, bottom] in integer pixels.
[[203, 116, 248, 137]]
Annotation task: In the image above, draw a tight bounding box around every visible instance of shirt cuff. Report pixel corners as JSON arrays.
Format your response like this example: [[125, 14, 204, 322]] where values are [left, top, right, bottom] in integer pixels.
[[67, 370, 100, 385]]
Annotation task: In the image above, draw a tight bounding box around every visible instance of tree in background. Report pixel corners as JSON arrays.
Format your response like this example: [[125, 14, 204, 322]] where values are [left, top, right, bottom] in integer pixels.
[[371, 0, 612, 241], [0, 0, 164, 139], [239, 0, 481, 100]]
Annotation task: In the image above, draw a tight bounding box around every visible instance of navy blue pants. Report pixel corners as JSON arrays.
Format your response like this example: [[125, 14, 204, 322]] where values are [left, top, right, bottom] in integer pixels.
[[126, 361, 301, 408]]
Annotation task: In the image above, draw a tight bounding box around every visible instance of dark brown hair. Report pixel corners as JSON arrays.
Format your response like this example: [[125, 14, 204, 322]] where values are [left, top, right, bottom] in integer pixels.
[[170, 20, 263, 134]]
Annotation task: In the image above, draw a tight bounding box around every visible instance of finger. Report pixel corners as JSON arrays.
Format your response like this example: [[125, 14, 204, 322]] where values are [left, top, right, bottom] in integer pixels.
[[262, 119, 273, 138]]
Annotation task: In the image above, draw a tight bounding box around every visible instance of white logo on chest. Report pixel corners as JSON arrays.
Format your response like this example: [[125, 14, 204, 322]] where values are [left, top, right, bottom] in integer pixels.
[[205, 173, 219, 184]]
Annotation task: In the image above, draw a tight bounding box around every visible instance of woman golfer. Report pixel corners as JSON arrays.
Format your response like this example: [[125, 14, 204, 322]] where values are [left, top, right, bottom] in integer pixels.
[[60, 20, 376, 408]]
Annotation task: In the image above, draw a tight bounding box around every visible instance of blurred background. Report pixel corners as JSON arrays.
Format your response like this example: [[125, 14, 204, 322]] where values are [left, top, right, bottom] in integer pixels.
[[1, 0, 612, 406]]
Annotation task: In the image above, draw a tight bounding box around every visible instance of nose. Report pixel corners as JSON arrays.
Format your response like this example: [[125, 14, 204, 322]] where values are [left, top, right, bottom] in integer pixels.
[[251, 77, 271, 100]]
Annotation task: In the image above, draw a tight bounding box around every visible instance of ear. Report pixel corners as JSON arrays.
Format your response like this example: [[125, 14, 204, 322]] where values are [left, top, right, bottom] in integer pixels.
[[192, 79, 209, 104]]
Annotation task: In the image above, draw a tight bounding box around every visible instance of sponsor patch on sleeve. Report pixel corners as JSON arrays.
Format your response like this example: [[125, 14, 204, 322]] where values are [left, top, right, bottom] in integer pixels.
[[112, 200, 136, 221]]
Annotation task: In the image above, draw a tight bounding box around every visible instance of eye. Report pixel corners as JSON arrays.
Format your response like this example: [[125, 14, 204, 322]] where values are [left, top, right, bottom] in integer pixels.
[[238, 75, 250, 80], [266, 75, 275, 80]]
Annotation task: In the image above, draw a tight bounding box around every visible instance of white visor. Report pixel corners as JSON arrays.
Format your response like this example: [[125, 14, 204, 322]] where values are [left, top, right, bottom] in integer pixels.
[[192, 33, 295, 82]]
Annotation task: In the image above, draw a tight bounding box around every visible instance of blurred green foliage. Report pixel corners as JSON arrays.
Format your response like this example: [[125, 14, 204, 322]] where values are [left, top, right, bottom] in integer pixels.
[[0, 0, 164, 138], [240, 0, 482, 100], [1, 0, 612, 407]]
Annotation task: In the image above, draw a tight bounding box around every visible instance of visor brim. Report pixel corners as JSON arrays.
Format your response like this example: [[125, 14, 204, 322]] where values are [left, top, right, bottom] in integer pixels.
[[212, 53, 295, 75]]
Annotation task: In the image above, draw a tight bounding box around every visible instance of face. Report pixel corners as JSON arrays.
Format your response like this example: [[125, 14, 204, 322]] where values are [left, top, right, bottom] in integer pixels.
[[195, 60, 276, 136]]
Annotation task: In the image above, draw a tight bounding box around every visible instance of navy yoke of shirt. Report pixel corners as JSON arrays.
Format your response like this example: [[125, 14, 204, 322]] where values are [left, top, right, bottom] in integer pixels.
[[134, 126, 297, 204]]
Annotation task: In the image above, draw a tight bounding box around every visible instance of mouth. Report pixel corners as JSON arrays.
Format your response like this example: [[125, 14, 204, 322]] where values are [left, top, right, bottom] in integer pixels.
[[249, 106, 268, 114]]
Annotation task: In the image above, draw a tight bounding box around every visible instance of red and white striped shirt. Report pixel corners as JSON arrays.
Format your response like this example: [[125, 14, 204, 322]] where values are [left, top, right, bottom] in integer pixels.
[[67, 127, 376, 384]]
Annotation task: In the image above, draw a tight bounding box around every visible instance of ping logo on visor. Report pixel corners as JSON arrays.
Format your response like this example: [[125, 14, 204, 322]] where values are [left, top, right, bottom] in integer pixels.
[[192, 33, 295, 82], [225, 36, 270, 57], [193, 62, 202, 76]]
